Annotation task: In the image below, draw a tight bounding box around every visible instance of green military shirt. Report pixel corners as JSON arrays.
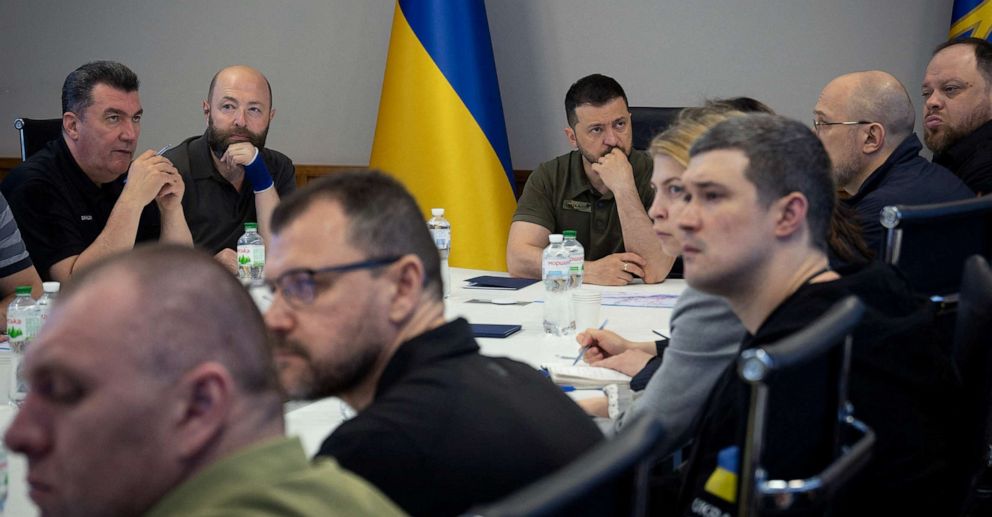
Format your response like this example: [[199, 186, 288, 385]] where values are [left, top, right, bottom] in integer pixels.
[[513, 149, 654, 260], [144, 436, 405, 517]]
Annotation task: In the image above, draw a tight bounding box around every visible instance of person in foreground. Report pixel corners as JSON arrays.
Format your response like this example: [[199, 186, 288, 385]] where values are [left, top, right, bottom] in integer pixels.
[[923, 37, 992, 195], [674, 114, 960, 516], [164, 65, 295, 271], [1, 61, 192, 282], [4, 245, 403, 517], [263, 170, 603, 516], [574, 108, 746, 458], [814, 70, 972, 254], [508, 73, 674, 285]]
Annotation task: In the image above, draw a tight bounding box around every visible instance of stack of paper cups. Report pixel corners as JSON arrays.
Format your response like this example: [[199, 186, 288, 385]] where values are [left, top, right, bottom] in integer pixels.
[[572, 289, 602, 332]]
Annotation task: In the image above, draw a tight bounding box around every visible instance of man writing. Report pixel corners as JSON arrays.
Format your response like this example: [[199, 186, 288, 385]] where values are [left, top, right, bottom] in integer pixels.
[[2, 61, 192, 281], [164, 65, 295, 270], [4, 245, 403, 516], [814, 70, 972, 254], [923, 37, 992, 195], [264, 170, 603, 516], [672, 115, 959, 516], [508, 74, 674, 285]]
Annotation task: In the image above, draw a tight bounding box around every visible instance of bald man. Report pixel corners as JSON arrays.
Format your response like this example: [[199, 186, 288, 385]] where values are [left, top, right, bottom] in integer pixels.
[[814, 70, 972, 254], [164, 65, 296, 270], [4, 245, 403, 516]]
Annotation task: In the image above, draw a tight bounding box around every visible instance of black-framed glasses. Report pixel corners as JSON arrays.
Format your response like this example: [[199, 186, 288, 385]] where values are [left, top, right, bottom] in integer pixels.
[[812, 119, 874, 134], [266, 256, 401, 307]]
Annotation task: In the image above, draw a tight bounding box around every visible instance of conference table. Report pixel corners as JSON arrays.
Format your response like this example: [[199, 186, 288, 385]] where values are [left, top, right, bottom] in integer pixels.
[[0, 267, 685, 516]]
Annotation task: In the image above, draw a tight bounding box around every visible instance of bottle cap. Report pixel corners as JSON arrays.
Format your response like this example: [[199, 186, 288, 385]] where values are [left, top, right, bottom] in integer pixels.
[[562, 230, 577, 239], [431, 208, 444, 216], [245, 222, 258, 231], [549, 234, 563, 243], [15, 286, 31, 295], [43, 282, 61, 293]]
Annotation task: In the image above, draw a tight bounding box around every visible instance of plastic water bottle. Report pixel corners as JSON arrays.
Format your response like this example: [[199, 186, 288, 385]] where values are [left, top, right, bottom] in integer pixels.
[[562, 230, 584, 288], [542, 234, 575, 336], [8, 286, 35, 406], [35, 281, 60, 329], [237, 222, 265, 283], [427, 208, 452, 298]]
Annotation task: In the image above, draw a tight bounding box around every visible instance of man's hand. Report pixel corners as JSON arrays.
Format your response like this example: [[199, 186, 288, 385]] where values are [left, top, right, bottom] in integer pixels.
[[577, 327, 634, 362], [583, 252, 646, 285], [220, 142, 257, 168], [122, 150, 179, 207], [214, 248, 238, 274], [591, 349, 654, 377], [576, 395, 609, 418], [591, 148, 636, 193], [155, 169, 186, 211]]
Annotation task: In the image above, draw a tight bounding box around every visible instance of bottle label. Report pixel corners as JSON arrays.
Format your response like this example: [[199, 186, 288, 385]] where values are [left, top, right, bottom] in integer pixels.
[[430, 228, 451, 250], [544, 257, 570, 277], [237, 244, 265, 267], [7, 314, 27, 351]]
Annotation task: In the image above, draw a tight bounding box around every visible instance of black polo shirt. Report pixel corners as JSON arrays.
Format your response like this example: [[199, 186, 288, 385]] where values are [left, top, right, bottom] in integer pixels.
[[318, 318, 604, 516], [1, 138, 160, 279], [933, 119, 992, 195], [163, 132, 296, 254]]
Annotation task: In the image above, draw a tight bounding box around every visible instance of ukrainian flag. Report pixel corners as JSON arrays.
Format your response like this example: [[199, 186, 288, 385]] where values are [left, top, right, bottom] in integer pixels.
[[950, 0, 992, 40], [370, 0, 516, 271]]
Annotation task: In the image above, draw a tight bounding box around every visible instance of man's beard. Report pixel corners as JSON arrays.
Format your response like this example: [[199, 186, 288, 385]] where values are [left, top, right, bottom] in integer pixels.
[[272, 335, 381, 401], [924, 101, 992, 154], [206, 114, 269, 158]]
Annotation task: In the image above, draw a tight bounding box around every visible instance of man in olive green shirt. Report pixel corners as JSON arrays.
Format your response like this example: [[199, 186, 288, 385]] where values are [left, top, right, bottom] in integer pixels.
[[508, 74, 674, 285], [4, 245, 402, 517]]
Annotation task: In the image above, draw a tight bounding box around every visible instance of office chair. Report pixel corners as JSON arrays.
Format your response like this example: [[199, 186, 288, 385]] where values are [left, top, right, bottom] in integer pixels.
[[14, 117, 63, 161], [737, 296, 875, 516], [629, 107, 683, 151], [949, 255, 992, 515], [465, 413, 666, 517], [880, 196, 992, 301]]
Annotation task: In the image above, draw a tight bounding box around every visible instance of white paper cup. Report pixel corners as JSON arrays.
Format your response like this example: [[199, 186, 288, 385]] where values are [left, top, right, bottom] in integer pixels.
[[572, 289, 602, 332]]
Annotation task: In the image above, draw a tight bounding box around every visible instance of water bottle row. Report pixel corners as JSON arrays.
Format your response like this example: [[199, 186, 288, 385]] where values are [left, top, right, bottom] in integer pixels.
[[8, 282, 60, 406], [543, 231, 584, 336]]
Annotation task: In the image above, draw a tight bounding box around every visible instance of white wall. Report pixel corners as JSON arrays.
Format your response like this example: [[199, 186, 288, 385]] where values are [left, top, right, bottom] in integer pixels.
[[0, 0, 954, 168]]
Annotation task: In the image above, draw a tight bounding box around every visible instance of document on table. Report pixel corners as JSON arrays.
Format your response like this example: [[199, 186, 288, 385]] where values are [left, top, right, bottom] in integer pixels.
[[542, 364, 632, 389], [601, 292, 679, 308]]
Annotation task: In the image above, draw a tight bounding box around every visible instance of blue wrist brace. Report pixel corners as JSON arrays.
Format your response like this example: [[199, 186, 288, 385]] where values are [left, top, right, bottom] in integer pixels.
[[243, 148, 274, 193]]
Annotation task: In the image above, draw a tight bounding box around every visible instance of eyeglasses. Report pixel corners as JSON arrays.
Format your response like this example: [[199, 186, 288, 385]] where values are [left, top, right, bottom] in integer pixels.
[[266, 256, 401, 307], [812, 119, 874, 134]]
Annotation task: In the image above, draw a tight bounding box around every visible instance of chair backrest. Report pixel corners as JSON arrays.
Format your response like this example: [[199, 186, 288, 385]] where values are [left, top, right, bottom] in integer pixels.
[[629, 107, 683, 151], [881, 196, 992, 298], [465, 413, 665, 517], [737, 296, 875, 516], [14, 117, 63, 161], [951, 255, 992, 500]]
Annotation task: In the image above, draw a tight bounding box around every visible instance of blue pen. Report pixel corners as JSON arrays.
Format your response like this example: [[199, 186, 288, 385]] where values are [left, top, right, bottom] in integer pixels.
[[573, 319, 609, 366], [560, 385, 576, 393]]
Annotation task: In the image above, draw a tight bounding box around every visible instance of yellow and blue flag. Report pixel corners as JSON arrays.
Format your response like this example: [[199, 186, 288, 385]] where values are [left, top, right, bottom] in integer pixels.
[[950, 0, 992, 40], [370, 0, 516, 271]]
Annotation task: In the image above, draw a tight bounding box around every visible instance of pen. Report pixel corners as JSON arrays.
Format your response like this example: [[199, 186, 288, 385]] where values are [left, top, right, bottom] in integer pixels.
[[652, 329, 669, 339], [573, 319, 608, 366], [560, 385, 576, 393]]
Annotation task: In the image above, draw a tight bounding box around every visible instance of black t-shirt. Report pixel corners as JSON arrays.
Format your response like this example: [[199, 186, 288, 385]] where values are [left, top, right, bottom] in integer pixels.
[[318, 318, 604, 516], [163, 133, 296, 254], [678, 262, 960, 517], [1, 138, 160, 279]]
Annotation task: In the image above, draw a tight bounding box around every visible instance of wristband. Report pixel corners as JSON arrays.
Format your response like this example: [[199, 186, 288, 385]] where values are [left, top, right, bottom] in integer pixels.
[[243, 148, 274, 193]]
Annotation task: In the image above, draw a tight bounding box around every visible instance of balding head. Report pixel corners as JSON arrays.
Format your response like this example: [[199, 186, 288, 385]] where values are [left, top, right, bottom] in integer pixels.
[[827, 70, 915, 139], [208, 65, 272, 107]]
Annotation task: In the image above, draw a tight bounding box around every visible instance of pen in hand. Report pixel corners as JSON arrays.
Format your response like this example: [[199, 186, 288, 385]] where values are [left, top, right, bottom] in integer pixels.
[[573, 319, 608, 366]]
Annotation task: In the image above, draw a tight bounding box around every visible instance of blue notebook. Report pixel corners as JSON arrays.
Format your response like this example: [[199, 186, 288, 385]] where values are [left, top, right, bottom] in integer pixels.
[[471, 323, 522, 338], [464, 276, 538, 290]]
